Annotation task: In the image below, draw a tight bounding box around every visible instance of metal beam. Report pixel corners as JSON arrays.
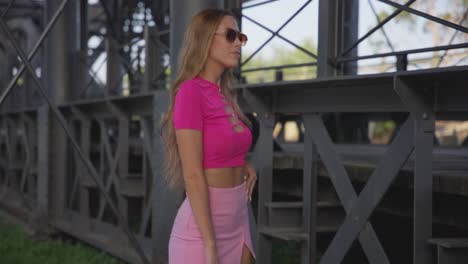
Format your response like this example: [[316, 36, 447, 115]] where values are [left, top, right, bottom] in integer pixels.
[[241, 0, 313, 67], [319, 117, 414, 263], [236, 66, 468, 113], [0, 6, 151, 264], [302, 113, 318, 264], [317, 0, 337, 77], [243, 88, 274, 264], [307, 114, 389, 264], [0, 0, 68, 106], [340, 0, 416, 58], [150, 90, 179, 262], [395, 76, 435, 264]]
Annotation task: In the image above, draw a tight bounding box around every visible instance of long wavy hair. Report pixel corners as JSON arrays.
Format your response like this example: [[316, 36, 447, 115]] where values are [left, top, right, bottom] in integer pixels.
[[160, 9, 252, 191]]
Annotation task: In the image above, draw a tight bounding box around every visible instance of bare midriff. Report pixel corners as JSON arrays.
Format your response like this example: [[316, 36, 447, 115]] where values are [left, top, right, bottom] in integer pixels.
[[204, 166, 246, 188]]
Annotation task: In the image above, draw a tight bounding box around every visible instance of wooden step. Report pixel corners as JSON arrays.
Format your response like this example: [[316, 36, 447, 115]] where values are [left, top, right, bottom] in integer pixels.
[[429, 238, 468, 264], [272, 171, 341, 201], [265, 201, 340, 209], [80, 175, 98, 188], [120, 177, 144, 197], [259, 224, 339, 241], [264, 201, 343, 230], [129, 138, 143, 156], [259, 226, 308, 241], [429, 238, 468, 249]]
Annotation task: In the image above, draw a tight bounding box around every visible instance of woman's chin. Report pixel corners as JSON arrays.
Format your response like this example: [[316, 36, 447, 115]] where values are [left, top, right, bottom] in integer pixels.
[[224, 61, 239, 69]]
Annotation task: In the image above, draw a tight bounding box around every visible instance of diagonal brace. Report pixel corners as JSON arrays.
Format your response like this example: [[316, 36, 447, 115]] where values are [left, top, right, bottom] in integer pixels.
[[0, 0, 69, 106], [305, 114, 389, 264], [319, 117, 415, 264], [242, 14, 318, 60], [340, 0, 416, 57], [241, 0, 313, 66], [0, 12, 151, 264], [96, 120, 123, 221], [394, 76, 435, 131]]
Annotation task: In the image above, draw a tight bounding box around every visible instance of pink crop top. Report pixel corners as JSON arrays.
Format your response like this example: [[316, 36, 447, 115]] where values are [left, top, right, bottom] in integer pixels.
[[173, 76, 253, 169]]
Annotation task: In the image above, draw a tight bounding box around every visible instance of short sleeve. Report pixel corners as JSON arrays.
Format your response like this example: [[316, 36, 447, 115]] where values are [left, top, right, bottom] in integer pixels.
[[173, 81, 203, 131]]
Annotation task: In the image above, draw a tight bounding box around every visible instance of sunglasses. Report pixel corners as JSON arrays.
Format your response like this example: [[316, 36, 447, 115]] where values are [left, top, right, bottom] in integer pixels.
[[214, 28, 248, 46]]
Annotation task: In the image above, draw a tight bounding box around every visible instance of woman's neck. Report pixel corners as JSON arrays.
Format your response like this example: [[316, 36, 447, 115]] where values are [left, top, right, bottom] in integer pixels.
[[199, 59, 224, 86]]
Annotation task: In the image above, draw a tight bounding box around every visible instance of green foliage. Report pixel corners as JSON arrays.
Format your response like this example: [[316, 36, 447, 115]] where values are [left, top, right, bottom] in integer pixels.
[[377, 10, 390, 21], [0, 219, 125, 264], [165, 67, 171, 90], [129, 220, 141, 234], [376, 8, 411, 22], [271, 239, 302, 264], [370, 120, 396, 144], [440, 12, 453, 21], [373, 121, 396, 137], [395, 10, 415, 23], [249, 238, 321, 264]]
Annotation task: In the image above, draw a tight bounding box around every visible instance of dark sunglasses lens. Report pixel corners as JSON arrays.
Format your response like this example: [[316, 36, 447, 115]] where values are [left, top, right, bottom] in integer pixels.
[[226, 29, 237, 43]]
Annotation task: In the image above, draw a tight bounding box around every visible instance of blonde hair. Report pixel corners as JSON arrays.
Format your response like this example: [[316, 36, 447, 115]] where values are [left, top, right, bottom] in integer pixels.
[[160, 9, 252, 191]]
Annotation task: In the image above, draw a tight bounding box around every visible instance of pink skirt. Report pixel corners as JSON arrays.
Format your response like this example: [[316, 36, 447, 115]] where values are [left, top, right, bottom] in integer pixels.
[[168, 181, 256, 263]]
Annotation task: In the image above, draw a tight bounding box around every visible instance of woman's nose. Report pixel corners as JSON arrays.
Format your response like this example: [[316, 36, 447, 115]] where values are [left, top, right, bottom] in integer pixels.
[[233, 37, 242, 47]]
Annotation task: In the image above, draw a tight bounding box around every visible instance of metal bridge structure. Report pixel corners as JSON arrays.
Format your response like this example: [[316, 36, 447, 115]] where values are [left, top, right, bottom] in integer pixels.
[[0, 0, 467, 263]]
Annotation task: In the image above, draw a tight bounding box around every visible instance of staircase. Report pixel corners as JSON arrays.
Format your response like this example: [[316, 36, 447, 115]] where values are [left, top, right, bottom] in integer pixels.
[[429, 238, 468, 264], [256, 163, 345, 262], [259, 176, 343, 239]]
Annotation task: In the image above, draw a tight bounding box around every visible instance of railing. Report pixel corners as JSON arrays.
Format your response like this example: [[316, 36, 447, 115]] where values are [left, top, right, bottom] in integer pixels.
[[240, 0, 468, 80]]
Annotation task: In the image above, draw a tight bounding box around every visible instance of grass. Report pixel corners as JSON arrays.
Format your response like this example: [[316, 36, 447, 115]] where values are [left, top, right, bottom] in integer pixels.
[[271, 239, 302, 264], [0, 217, 306, 264], [0, 218, 126, 264]]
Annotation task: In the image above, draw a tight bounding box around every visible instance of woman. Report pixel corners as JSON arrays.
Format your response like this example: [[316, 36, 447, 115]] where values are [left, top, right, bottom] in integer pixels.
[[160, 8, 257, 264]]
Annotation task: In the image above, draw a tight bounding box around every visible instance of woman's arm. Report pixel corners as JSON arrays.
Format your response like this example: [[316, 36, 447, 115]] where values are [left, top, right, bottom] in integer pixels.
[[176, 129, 216, 248], [244, 159, 257, 202]]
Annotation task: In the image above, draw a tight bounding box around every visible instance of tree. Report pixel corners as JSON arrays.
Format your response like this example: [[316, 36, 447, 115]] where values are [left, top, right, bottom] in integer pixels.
[[373, 0, 467, 68], [241, 38, 317, 83]]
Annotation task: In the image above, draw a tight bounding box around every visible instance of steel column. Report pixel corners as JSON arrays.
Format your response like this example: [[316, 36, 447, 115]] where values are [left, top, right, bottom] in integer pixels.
[[44, 0, 73, 225], [243, 88, 274, 264], [317, 0, 339, 77], [394, 77, 435, 264], [105, 1, 122, 97], [150, 90, 178, 263], [74, 0, 88, 101], [35, 106, 49, 236], [341, 0, 358, 75], [302, 114, 318, 264], [45, 0, 70, 104], [143, 26, 161, 92]]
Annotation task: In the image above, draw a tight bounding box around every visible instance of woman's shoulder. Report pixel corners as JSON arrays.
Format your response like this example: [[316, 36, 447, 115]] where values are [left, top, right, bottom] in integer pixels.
[[176, 77, 216, 109], [177, 77, 204, 95], [178, 76, 217, 99], [179, 76, 211, 88]]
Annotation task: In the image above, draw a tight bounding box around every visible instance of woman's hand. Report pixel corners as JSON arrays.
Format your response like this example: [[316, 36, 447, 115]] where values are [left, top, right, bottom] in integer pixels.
[[244, 160, 257, 202], [205, 244, 220, 264]]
